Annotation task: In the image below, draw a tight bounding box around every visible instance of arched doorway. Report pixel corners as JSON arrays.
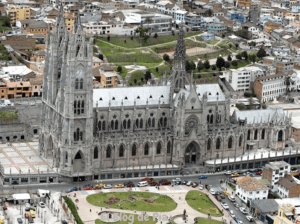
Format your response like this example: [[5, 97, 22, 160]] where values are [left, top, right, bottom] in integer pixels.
[[185, 141, 200, 164], [73, 150, 85, 173]]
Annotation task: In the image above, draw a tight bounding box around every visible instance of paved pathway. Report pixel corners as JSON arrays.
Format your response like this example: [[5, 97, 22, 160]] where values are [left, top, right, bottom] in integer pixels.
[[69, 186, 234, 224]]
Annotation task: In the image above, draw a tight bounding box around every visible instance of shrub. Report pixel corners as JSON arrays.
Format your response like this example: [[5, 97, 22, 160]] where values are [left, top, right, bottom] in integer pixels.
[[236, 104, 245, 110], [231, 60, 238, 67], [117, 65, 122, 72], [63, 197, 84, 224], [156, 67, 158, 72], [244, 92, 256, 97], [99, 54, 103, 60], [163, 54, 170, 61], [211, 65, 216, 70], [154, 33, 158, 39], [124, 40, 126, 43], [228, 183, 236, 191], [131, 37, 133, 40]]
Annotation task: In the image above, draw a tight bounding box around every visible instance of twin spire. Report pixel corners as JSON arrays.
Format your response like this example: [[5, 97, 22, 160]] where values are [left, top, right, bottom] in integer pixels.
[[173, 22, 186, 69]]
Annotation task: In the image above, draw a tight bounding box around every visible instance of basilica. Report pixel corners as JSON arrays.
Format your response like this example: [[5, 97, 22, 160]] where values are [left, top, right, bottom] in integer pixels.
[[39, 7, 293, 180]]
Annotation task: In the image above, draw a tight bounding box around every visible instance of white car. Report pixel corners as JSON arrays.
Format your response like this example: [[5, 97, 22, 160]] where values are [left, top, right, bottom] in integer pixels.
[[25, 203, 30, 208], [240, 207, 247, 214], [221, 202, 229, 210], [38, 202, 45, 208], [104, 184, 112, 189], [228, 195, 235, 202], [198, 185, 204, 190], [225, 171, 232, 175], [238, 221, 244, 224], [229, 210, 235, 218], [172, 178, 181, 182], [209, 189, 216, 195], [246, 215, 254, 222], [186, 181, 193, 186]]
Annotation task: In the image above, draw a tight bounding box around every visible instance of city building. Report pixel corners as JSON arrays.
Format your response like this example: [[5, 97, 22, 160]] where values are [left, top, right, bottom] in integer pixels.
[[274, 204, 300, 224], [262, 161, 291, 192], [6, 5, 30, 24], [0, 81, 32, 99], [236, 175, 269, 203], [207, 23, 228, 34], [278, 174, 300, 198], [101, 72, 118, 88], [237, 0, 252, 8]]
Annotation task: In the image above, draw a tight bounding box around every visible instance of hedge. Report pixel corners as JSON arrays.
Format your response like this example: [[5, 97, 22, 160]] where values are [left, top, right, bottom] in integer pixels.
[[63, 196, 84, 224], [244, 92, 256, 97], [228, 183, 236, 191]]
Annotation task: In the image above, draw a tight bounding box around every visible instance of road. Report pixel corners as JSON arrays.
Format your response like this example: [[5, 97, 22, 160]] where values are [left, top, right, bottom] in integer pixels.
[[2, 172, 253, 224]]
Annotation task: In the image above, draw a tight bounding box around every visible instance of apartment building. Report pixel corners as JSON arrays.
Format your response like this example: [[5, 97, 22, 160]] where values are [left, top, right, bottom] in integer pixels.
[[101, 72, 118, 88], [254, 74, 287, 102], [262, 161, 291, 192], [278, 174, 300, 198], [238, 0, 252, 8], [263, 56, 294, 74], [207, 23, 228, 34], [6, 5, 30, 24], [0, 81, 32, 99]]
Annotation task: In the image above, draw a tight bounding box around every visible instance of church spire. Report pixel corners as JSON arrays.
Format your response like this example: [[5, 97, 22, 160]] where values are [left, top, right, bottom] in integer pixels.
[[56, 2, 64, 26], [72, 11, 82, 34], [173, 22, 186, 70]]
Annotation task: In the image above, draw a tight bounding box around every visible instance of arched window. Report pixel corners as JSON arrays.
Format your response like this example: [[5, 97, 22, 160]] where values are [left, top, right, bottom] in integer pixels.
[[111, 120, 114, 130], [74, 100, 76, 114], [152, 118, 155, 127], [148, 118, 151, 127], [210, 114, 213, 124], [77, 101, 80, 115], [207, 139, 211, 150], [123, 120, 127, 129], [65, 151, 68, 161], [75, 79, 79, 89], [157, 142, 161, 154], [94, 147, 98, 159], [144, 143, 149, 155], [247, 130, 251, 140], [239, 135, 243, 147], [114, 120, 118, 130], [74, 128, 81, 141], [254, 129, 258, 140], [119, 145, 124, 157], [127, 119, 131, 129], [228, 137, 233, 148], [159, 117, 163, 127], [81, 100, 84, 113], [102, 121, 105, 130], [207, 115, 210, 123], [167, 141, 171, 153], [58, 67, 61, 79], [164, 117, 167, 127], [98, 121, 101, 130], [216, 138, 221, 149], [132, 144, 137, 156], [80, 79, 83, 89], [136, 119, 139, 128], [278, 130, 283, 141], [140, 119, 143, 128], [261, 129, 265, 140], [106, 146, 111, 158], [76, 45, 80, 57]]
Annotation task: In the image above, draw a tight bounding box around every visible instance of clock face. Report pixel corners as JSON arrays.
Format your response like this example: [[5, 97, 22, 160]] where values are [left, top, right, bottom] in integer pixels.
[[75, 68, 85, 77]]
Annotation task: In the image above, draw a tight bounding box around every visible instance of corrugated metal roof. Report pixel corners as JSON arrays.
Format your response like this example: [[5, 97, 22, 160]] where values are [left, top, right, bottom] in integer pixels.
[[251, 199, 279, 213]]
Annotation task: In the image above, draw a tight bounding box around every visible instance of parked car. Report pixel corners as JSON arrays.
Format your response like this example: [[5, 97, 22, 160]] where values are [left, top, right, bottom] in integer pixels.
[[209, 189, 216, 195], [104, 184, 112, 189], [229, 210, 235, 218], [137, 181, 148, 187], [25, 207, 35, 212], [25, 203, 31, 208], [215, 195, 222, 201], [219, 193, 225, 199], [114, 184, 124, 188], [172, 178, 181, 182], [198, 175, 208, 179], [246, 215, 254, 222], [253, 169, 261, 173], [256, 171, 262, 175], [83, 184, 93, 188], [221, 202, 229, 210], [223, 191, 230, 196], [3, 206, 7, 210], [228, 195, 235, 202], [38, 202, 45, 208], [142, 177, 150, 181], [225, 171, 232, 175], [25, 213, 29, 219], [181, 180, 188, 185], [61, 220, 68, 224], [198, 185, 204, 190], [233, 202, 239, 208], [240, 207, 247, 214], [17, 218, 23, 223], [159, 179, 167, 183], [123, 180, 132, 185], [186, 181, 193, 186], [231, 173, 239, 177]]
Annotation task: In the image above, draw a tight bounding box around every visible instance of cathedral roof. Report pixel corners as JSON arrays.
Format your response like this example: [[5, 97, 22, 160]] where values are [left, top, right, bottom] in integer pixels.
[[93, 86, 170, 107]]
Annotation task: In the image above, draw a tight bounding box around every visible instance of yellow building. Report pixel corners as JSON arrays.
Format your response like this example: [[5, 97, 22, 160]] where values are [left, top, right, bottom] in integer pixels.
[[274, 204, 300, 224], [6, 5, 30, 24], [237, 0, 252, 8], [64, 13, 76, 33]]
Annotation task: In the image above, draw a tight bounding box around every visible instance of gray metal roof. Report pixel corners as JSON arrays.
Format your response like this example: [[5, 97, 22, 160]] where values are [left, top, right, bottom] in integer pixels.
[[93, 86, 170, 107], [251, 199, 278, 214]]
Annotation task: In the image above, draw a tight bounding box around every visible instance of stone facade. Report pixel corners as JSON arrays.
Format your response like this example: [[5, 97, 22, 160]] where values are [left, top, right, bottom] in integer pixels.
[[39, 6, 294, 180]]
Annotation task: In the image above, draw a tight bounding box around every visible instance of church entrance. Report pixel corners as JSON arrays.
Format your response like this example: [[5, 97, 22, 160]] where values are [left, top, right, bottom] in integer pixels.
[[73, 150, 85, 173], [185, 141, 200, 164]]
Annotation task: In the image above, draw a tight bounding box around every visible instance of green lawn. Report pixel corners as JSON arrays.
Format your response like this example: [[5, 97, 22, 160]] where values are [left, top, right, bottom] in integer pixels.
[[96, 32, 202, 48], [186, 190, 223, 217], [95, 214, 157, 224], [151, 39, 206, 54], [128, 70, 146, 86], [187, 49, 231, 61], [206, 40, 219, 45], [0, 111, 18, 118], [86, 192, 177, 212], [113, 66, 131, 79], [148, 64, 171, 78]]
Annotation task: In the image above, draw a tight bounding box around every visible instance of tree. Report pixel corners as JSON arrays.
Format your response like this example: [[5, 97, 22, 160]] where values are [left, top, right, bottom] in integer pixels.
[[185, 60, 191, 71], [163, 54, 170, 61], [156, 67, 158, 72], [257, 47, 267, 58], [204, 60, 210, 69], [117, 66, 122, 73], [249, 54, 256, 63], [242, 51, 248, 60], [99, 54, 103, 60], [216, 57, 225, 71], [190, 61, 196, 70], [205, 9, 213, 17], [227, 55, 232, 61], [145, 71, 151, 81], [231, 60, 238, 67], [137, 27, 150, 44], [235, 43, 239, 48], [154, 33, 158, 39], [211, 65, 217, 70], [107, 36, 110, 41], [236, 53, 242, 60], [250, 41, 256, 47], [197, 61, 203, 71], [225, 61, 230, 68]]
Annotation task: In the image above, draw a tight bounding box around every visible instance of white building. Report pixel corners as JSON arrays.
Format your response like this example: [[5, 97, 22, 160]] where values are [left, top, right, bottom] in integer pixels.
[[221, 66, 266, 92], [271, 44, 291, 57], [1, 65, 33, 81], [262, 161, 291, 192], [288, 70, 300, 92], [155, 1, 180, 15], [278, 174, 300, 198], [236, 175, 269, 203]]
